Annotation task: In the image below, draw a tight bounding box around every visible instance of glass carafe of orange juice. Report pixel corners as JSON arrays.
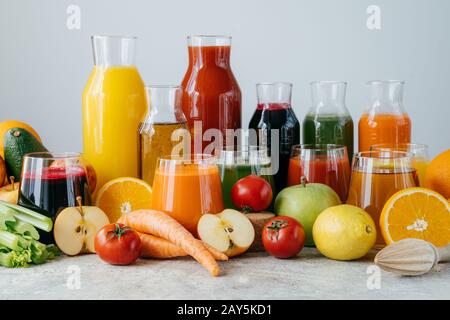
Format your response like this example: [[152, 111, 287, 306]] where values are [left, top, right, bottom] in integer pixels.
[[82, 36, 147, 191], [359, 80, 411, 152], [139, 86, 188, 185]]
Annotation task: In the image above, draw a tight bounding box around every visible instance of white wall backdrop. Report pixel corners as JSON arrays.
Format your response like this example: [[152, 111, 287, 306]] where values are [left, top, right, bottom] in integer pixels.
[[0, 0, 449, 156]]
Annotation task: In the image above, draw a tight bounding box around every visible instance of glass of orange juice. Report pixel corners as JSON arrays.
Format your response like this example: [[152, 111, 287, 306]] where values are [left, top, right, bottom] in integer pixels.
[[151, 154, 224, 236], [370, 143, 429, 186], [346, 150, 419, 245]]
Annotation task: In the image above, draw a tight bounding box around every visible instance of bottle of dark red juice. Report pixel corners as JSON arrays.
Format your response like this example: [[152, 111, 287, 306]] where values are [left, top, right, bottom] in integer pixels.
[[248, 82, 300, 195], [181, 35, 241, 153]]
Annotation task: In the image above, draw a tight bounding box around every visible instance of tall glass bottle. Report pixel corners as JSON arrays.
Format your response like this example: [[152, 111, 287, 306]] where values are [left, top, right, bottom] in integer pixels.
[[82, 36, 146, 191], [248, 82, 300, 194], [181, 35, 241, 153], [359, 80, 411, 152], [303, 81, 354, 161], [139, 85, 188, 186]]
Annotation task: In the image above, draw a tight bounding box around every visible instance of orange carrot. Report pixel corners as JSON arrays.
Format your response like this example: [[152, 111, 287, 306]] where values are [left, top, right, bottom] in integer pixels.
[[139, 232, 187, 259], [119, 215, 227, 261], [123, 210, 221, 276], [200, 241, 228, 261]]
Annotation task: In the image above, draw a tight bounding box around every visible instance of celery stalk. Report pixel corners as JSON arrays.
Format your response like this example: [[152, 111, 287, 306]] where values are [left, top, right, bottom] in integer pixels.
[[0, 207, 16, 230], [0, 201, 53, 232], [9, 220, 40, 240], [0, 230, 20, 251]]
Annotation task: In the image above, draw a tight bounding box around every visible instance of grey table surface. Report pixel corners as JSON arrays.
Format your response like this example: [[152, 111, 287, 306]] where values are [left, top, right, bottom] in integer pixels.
[[1, 248, 449, 300]]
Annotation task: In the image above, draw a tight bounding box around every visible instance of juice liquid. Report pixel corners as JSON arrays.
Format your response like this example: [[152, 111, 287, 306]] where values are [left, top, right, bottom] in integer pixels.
[[18, 167, 90, 244], [358, 113, 411, 152], [412, 158, 428, 187], [218, 162, 275, 210], [249, 103, 300, 195], [82, 66, 147, 191], [303, 114, 354, 161], [346, 168, 419, 244], [181, 45, 241, 152], [287, 157, 350, 202], [151, 164, 224, 235], [139, 122, 187, 185]]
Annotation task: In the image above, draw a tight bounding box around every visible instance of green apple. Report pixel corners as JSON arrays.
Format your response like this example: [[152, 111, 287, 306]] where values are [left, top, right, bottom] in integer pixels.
[[274, 181, 341, 246]]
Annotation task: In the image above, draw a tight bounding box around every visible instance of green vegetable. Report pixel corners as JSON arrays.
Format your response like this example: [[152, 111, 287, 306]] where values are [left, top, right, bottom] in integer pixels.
[[0, 201, 53, 232], [0, 230, 20, 251], [8, 220, 39, 240], [0, 247, 30, 268], [3, 127, 48, 181], [0, 207, 16, 230], [0, 202, 58, 268]]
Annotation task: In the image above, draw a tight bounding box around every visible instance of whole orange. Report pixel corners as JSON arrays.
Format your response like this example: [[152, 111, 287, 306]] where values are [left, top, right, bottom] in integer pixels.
[[0, 120, 41, 158], [424, 149, 450, 199]]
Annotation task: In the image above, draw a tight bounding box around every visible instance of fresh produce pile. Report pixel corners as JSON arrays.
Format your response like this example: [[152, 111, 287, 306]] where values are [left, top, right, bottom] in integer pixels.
[[1, 45, 450, 280], [0, 118, 450, 278]]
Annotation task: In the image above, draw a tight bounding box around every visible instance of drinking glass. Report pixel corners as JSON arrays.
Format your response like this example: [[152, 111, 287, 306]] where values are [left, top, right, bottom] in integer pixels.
[[346, 151, 419, 244], [151, 154, 224, 236], [370, 143, 429, 186], [287, 144, 350, 202], [18, 152, 92, 244], [216, 147, 276, 210]]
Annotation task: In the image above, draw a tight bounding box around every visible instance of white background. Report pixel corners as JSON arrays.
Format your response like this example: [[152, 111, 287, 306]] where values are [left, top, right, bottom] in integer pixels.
[[0, 0, 449, 156]]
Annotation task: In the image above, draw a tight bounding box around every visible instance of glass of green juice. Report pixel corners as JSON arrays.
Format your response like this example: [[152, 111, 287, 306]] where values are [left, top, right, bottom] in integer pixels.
[[216, 147, 275, 210]]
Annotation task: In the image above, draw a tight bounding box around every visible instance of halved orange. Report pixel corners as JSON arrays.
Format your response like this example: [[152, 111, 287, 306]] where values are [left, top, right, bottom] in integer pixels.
[[380, 187, 450, 247], [95, 177, 152, 222]]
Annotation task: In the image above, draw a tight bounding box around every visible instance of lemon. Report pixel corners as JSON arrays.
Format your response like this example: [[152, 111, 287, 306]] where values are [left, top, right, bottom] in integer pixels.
[[313, 205, 376, 261]]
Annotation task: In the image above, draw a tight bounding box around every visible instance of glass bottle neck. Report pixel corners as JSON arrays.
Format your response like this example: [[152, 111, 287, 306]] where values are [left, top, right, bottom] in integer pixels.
[[256, 82, 292, 109], [366, 80, 406, 114], [92, 35, 137, 67], [187, 36, 232, 67], [143, 86, 186, 124], [309, 81, 349, 115]]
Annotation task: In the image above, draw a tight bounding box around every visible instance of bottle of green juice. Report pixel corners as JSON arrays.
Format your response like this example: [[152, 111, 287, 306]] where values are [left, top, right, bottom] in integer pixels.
[[302, 81, 354, 162]]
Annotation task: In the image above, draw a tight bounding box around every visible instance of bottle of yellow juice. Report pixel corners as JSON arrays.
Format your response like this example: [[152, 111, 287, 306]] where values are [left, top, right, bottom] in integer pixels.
[[82, 36, 147, 192]]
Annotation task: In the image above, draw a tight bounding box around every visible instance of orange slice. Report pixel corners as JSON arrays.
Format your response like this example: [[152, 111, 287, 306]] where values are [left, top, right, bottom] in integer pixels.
[[95, 177, 152, 222], [380, 187, 450, 247]]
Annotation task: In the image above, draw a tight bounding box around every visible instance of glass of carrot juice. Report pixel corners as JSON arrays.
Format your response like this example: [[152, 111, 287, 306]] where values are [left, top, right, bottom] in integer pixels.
[[151, 154, 224, 236], [346, 150, 419, 245]]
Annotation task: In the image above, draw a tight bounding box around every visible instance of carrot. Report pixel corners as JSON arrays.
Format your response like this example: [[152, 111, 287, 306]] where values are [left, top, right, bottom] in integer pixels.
[[119, 214, 227, 261], [200, 241, 228, 261], [123, 210, 221, 276], [139, 232, 187, 258]]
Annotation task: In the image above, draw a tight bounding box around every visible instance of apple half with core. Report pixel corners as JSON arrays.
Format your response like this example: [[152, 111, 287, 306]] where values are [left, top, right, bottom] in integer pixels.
[[54, 197, 109, 255], [198, 209, 255, 257], [274, 177, 341, 246]]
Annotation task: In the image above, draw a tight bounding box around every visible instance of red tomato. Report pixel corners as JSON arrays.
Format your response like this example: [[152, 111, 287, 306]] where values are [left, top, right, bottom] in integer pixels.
[[262, 216, 305, 258], [231, 175, 273, 212], [95, 223, 142, 265]]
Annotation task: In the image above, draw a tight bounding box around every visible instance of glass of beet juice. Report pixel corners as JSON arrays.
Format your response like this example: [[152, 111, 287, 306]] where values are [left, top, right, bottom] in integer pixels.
[[18, 152, 92, 244]]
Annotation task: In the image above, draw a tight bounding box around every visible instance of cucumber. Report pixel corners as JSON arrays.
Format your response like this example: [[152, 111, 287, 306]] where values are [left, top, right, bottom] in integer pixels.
[[3, 127, 48, 180]]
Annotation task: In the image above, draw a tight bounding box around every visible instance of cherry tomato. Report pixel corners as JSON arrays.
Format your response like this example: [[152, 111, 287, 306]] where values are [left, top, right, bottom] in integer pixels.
[[95, 223, 142, 265], [262, 216, 305, 258], [231, 175, 273, 212]]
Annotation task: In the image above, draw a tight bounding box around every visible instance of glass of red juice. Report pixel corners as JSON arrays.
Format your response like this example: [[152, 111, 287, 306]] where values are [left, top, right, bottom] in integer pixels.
[[18, 152, 92, 244], [287, 144, 350, 202]]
